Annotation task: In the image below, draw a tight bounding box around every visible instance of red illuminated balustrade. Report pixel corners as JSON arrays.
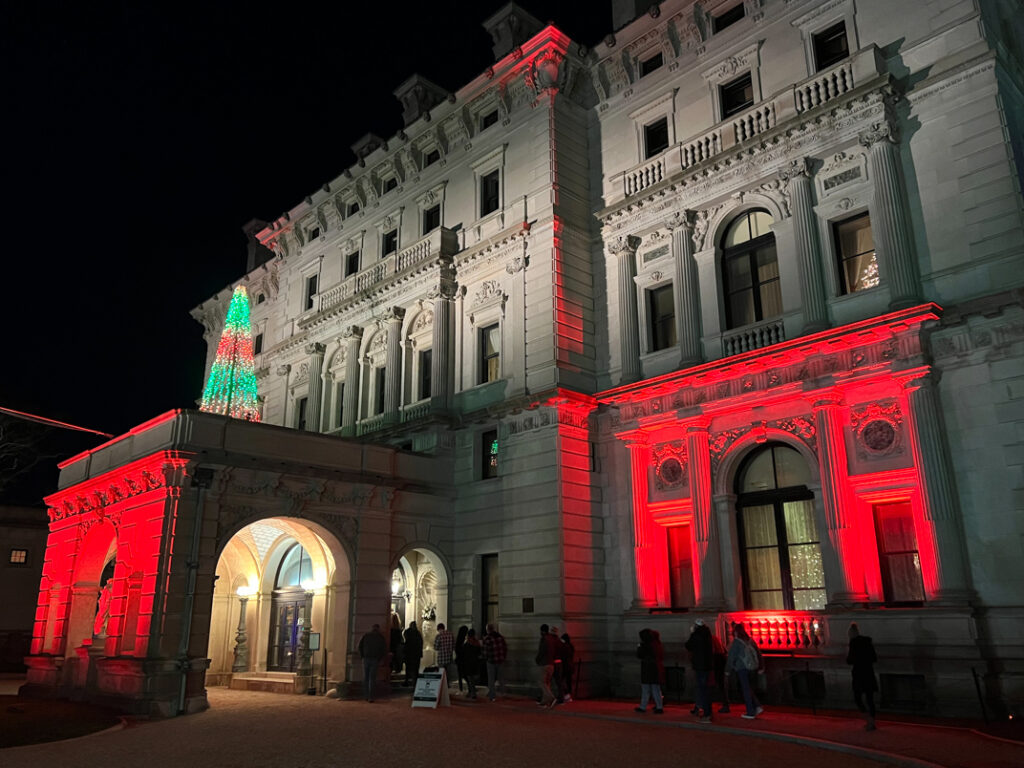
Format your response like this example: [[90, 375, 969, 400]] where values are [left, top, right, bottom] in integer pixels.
[[719, 612, 827, 653]]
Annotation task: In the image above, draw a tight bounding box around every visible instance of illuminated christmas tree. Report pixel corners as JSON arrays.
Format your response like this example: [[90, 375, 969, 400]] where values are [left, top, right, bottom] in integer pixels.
[[199, 285, 261, 421]]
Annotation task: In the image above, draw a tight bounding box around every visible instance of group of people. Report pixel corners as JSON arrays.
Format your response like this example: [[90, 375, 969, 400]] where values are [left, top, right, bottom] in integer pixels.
[[362, 617, 879, 731], [534, 624, 576, 707], [633, 619, 878, 731]]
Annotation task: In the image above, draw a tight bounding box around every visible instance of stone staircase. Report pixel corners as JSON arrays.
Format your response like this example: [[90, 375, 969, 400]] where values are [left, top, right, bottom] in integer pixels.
[[229, 671, 302, 694]]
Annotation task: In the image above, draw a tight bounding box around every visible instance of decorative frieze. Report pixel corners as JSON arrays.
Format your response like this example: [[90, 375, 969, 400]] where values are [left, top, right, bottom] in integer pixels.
[[651, 441, 688, 490]]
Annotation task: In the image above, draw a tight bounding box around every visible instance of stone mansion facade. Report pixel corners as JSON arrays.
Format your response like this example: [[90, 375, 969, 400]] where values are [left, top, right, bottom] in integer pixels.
[[23, 0, 1024, 717]]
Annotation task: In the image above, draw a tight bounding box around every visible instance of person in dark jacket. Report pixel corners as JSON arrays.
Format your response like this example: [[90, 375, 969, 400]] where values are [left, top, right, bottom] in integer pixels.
[[847, 623, 878, 731], [358, 624, 387, 702], [685, 619, 714, 722], [535, 623, 560, 707], [634, 628, 665, 714], [559, 633, 575, 703], [725, 623, 763, 719], [389, 613, 404, 673], [454, 625, 469, 692], [462, 628, 482, 699], [402, 621, 423, 687]]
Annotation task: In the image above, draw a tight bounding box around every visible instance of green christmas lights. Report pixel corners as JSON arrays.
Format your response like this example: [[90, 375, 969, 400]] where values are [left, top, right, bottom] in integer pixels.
[[199, 285, 261, 421]]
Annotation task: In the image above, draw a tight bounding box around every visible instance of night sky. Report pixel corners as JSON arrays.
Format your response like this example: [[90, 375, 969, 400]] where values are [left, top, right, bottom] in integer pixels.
[[2, 1, 612, 503]]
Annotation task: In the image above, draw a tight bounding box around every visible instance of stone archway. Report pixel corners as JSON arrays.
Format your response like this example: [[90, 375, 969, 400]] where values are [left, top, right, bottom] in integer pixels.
[[208, 517, 352, 694], [390, 546, 449, 667]]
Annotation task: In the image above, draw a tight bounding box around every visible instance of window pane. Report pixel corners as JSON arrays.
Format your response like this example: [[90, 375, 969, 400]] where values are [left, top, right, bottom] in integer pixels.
[[792, 589, 827, 611], [773, 445, 811, 488], [749, 590, 785, 610], [759, 277, 783, 318], [742, 504, 778, 546], [726, 253, 753, 288], [749, 210, 774, 238], [667, 525, 695, 608], [756, 246, 779, 282], [745, 547, 783, 591], [783, 500, 819, 544], [728, 290, 756, 328], [885, 554, 925, 602], [741, 450, 776, 492], [649, 285, 676, 351], [814, 21, 849, 71], [483, 325, 499, 356], [723, 214, 752, 248], [644, 117, 669, 159]]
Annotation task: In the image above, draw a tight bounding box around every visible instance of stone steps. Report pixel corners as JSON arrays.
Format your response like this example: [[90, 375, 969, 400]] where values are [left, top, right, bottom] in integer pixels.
[[229, 671, 301, 695]]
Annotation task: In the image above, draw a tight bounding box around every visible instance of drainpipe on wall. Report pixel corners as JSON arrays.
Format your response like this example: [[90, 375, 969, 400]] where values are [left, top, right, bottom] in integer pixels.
[[178, 467, 215, 715]]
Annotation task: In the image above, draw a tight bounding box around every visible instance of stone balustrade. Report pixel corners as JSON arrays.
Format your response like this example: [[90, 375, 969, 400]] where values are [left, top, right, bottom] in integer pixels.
[[732, 102, 776, 144], [795, 60, 855, 113], [721, 318, 785, 357], [719, 612, 827, 652], [681, 128, 723, 170]]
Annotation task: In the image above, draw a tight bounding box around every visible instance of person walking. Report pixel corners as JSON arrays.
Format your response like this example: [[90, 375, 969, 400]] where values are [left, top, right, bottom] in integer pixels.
[[634, 628, 665, 714], [549, 625, 564, 703], [725, 623, 764, 719], [685, 619, 714, 722], [559, 632, 575, 703], [535, 623, 560, 707], [454, 625, 469, 693], [402, 621, 423, 687], [434, 622, 455, 685], [463, 628, 482, 699], [358, 623, 387, 702], [847, 622, 879, 731], [482, 623, 507, 701], [389, 612, 404, 673]]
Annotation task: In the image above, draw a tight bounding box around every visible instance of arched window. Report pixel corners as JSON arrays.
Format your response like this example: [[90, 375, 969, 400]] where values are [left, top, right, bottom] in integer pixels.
[[735, 443, 826, 611], [275, 543, 312, 588], [721, 209, 781, 329]]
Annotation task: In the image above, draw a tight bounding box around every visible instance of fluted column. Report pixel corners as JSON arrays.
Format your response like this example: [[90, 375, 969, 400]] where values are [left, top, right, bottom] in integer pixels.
[[902, 372, 972, 603], [812, 396, 868, 605], [859, 122, 920, 309], [429, 269, 457, 412], [714, 493, 741, 610], [304, 343, 326, 432], [341, 326, 363, 436], [610, 235, 642, 383], [627, 439, 664, 608], [666, 211, 702, 367], [782, 159, 829, 332], [383, 307, 405, 421], [687, 421, 724, 609]]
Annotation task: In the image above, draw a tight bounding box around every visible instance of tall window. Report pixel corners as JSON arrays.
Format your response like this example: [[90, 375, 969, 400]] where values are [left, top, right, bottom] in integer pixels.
[[347, 201, 360, 216], [722, 209, 781, 329], [480, 170, 500, 217], [424, 148, 441, 167], [253, 332, 264, 354], [482, 554, 499, 627], [375, 367, 386, 415], [479, 109, 499, 130], [382, 229, 398, 257], [336, 382, 345, 427], [643, 117, 669, 159], [479, 323, 500, 384], [813, 21, 849, 71], [295, 397, 308, 430], [874, 502, 925, 604], [482, 429, 498, 479], [304, 274, 318, 311], [423, 204, 441, 234], [834, 213, 878, 294], [648, 284, 676, 351], [720, 73, 754, 118], [419, 349, 432, 400], [736, 443, 826, 611], [639, 52, 663, 77], [667, 525, 694, 608], [345, 250, 360, 277]]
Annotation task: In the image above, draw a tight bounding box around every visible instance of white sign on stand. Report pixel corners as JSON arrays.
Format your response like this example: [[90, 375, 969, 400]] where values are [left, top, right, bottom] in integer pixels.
[[411, 668, 450, 708]]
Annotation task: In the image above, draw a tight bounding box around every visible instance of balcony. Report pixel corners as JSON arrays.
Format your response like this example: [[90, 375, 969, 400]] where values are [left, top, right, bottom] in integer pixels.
[[719, 612, 827, 653], [721, 317, 785, 357], [609, 46, 884, 203], [317, 226, 458, 315]]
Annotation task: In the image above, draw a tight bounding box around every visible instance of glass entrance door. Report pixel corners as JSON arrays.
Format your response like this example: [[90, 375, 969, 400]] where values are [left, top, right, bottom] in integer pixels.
[[267, 592, 305, 671]]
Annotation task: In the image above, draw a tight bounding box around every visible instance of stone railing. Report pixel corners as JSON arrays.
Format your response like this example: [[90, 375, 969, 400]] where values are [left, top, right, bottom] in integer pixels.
[[318, 227, 458, 314], [611, 46, 883, 202], [357, 414, 387, 435], [719, 612, 827, 652], [722, 318, 785, 356], [402, 401, 431, 422]]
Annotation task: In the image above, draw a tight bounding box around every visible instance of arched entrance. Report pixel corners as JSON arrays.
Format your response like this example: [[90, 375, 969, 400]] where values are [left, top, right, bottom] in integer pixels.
[[207, 517, 351, 694], [389, 547, 448, 671]]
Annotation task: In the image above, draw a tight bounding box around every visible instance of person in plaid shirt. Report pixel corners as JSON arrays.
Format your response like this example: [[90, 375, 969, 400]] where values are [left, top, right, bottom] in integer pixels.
[[482, 623, 508, 701], [434, 623, 455, 684]]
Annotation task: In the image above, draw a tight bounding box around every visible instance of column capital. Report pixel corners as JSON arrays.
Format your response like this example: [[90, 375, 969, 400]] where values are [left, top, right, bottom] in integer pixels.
[[341, 325, 363, 341], [684, 417, 712, 434], [608, 234, 641, 257], [427, 280, 458, 301], [305, 342, 326, 357], [276, 364, 291, 377], [897, 367, 939, 393], [664, 209, 696, 232], [382, 306, 406, 324], [505, 254, 528, 274], [810, 392, 845, 410], [779, 157, 811, 183], [858, 119, 899, 148]]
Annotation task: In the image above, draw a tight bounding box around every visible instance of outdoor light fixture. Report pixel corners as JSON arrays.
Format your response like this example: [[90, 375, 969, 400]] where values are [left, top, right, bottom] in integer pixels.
[[232, 584, 256, 672]]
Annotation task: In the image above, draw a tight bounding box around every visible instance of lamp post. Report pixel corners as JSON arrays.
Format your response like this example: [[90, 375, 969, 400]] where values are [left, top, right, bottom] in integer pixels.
[[232, 585, 255, 673]]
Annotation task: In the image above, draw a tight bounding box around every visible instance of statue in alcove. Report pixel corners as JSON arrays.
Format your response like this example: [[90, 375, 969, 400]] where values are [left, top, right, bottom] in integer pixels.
[[92, 579, 113, 639]]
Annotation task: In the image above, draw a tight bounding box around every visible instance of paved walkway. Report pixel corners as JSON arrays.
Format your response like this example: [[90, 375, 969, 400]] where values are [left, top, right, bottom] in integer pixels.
[[3, 684, 1021, 768]]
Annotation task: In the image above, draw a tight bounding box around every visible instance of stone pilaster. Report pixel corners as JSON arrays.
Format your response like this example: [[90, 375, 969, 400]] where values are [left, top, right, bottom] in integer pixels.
[[627, 439, 664, 608], [687, 422, 724, 609], [859, 122, 921, 309], [383, 308, 405, 421], [781, 159, 829, 333], [610, 235, 642, 383], [341, 326, 363, 436], [902, 372, 972, 603], [429, 271, 457, 412], [666, 211, 702, 367], [304, 342, 326, 432], [812, 396, 869, 605]]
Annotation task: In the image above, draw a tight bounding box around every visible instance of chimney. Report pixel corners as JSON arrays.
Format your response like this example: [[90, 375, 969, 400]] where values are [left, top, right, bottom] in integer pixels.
[[393, 74, 449, 127], [481, 2, 545, 61]]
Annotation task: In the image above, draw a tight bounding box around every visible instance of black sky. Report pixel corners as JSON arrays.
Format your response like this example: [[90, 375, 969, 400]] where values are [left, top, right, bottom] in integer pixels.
[[1, 1, 613, 502]]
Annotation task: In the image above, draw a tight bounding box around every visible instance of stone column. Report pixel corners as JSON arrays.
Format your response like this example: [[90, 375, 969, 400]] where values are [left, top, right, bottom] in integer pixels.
[[713, 493, 741, 610], [341, 326, 363, 436], [687, 422, 724, 609], [383, 308, 405, 422], [782, 159, 829, 333], [859, 122, 921, 309], [812, 396, 869, 605], [666, 211, 702, 367], [627, 439, 663, 608], [429, 270, 457, 412], [610, 235, 642, 383], [304, 342, 326, 432], [901, 372, 972, 603]]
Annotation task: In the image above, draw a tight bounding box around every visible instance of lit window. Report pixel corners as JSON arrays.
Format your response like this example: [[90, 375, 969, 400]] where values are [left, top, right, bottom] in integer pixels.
[[479, 323, 500, 384], [639, 52, 663, 77], [712, 3, 745, 33], [383, 177, 398, 193], [419, 349, 432, 400], [424, 148, 441, 167], [722, 210, 780, 330], [874, 502, 925, 604], [834, 213, 878, 294], [643, 117, 669, 159], [304, 275, 318, 311], [647, 284, 676, 352], [813, 21, 849, 71], [423, 204, 441, 234], [346, 251, 360, 277], [10, 549, 28, 564], [480, 170, 500, 217], [253, 332, 264, 355], [720, 73, 754, 118], [482, 429, 498, 479], [382, 229, 398, 257]]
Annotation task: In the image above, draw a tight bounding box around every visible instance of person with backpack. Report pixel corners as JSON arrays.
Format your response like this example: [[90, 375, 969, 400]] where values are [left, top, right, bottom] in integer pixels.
[[685, 619, 714, 722], [725, 622, 764, 719]]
